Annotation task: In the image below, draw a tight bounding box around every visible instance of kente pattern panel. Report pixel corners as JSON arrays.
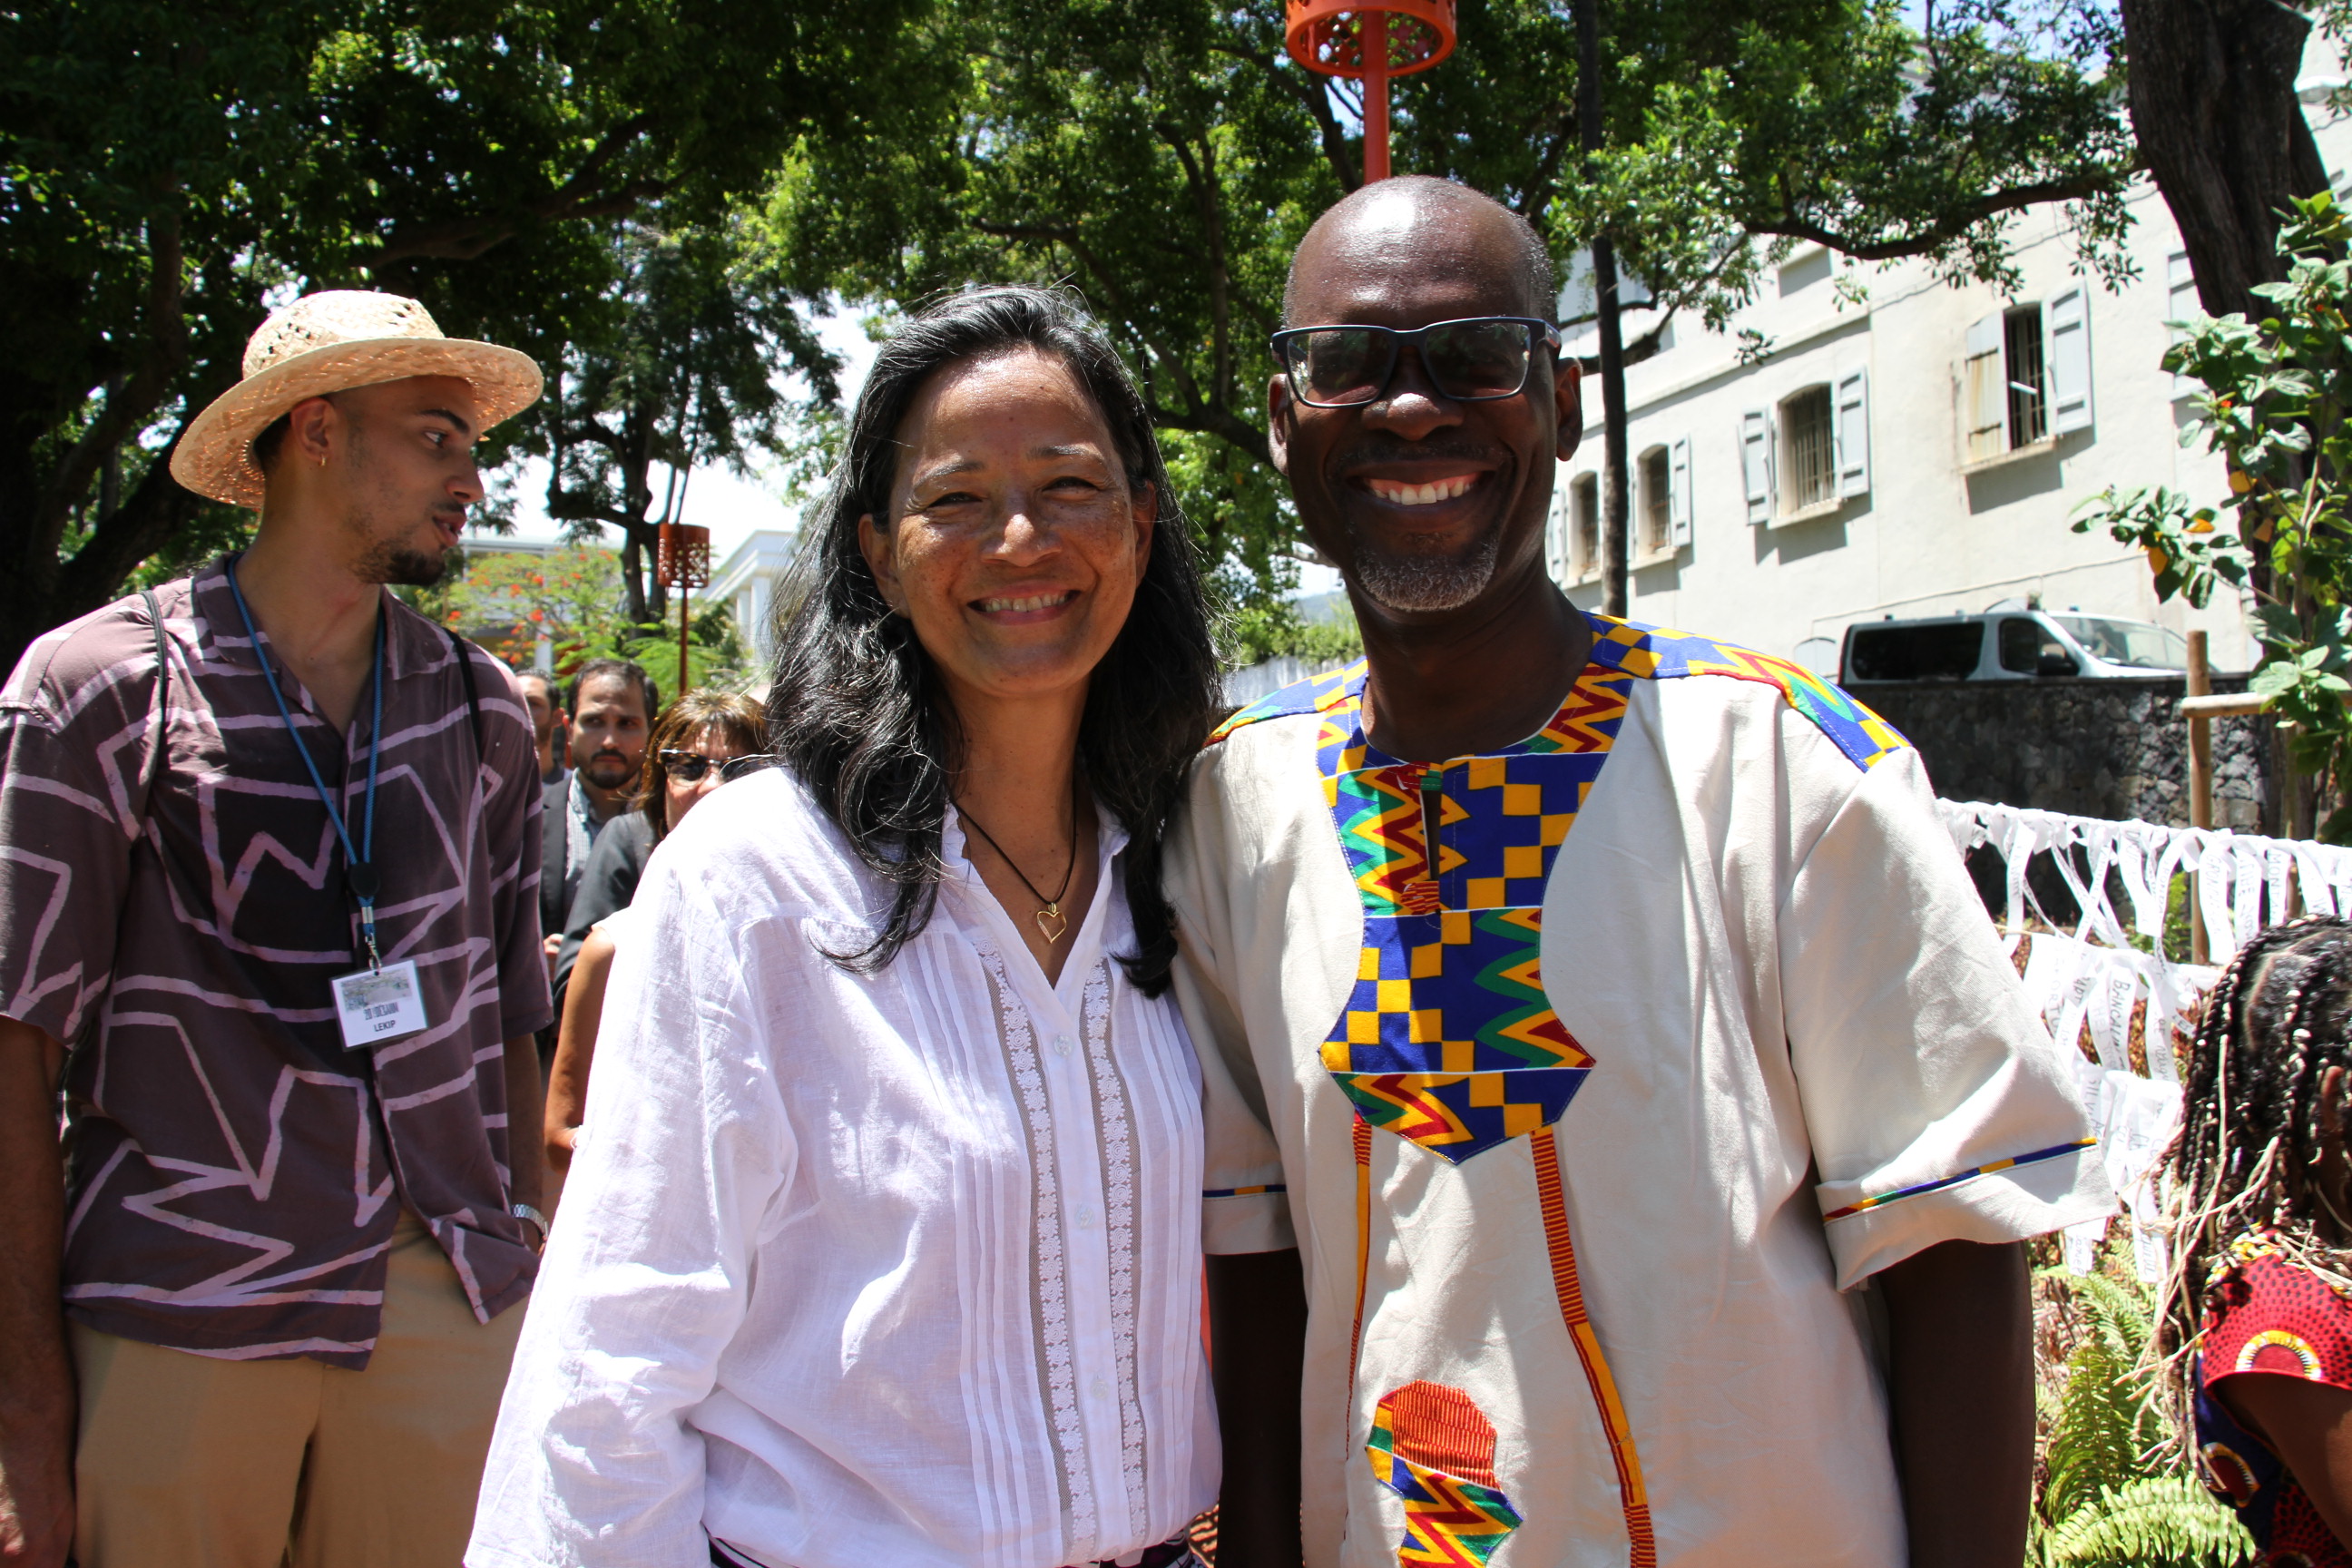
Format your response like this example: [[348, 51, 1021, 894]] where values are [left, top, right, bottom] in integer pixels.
[[1367, 1382, 1523, 1568], [1312, 665, 1630, 1163]]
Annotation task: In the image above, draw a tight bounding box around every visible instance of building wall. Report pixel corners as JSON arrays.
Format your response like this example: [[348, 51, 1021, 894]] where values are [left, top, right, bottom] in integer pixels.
[[1551, 49, 2350, 677], [1859, 674, 2269, 830], [707, 529, 802, 670]]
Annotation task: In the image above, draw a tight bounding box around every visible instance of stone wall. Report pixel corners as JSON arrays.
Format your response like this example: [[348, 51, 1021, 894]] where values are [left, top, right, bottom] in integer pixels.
[[1855, 674, 2273, 831]]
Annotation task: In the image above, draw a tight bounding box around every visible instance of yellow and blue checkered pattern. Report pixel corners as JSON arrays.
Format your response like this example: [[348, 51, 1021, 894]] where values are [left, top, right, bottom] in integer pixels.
[[1209, 613, 1908, 1165]]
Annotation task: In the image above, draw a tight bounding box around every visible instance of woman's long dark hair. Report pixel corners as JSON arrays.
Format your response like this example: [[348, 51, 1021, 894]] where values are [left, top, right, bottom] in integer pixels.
[[768, 284, 1220, 995], [2156, 915, 2352, 1434]]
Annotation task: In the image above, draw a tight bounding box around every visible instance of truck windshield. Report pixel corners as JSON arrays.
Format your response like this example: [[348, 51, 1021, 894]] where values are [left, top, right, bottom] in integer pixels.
[[2049, 615, 2188, 671], [1846, 622, 1984, 681]]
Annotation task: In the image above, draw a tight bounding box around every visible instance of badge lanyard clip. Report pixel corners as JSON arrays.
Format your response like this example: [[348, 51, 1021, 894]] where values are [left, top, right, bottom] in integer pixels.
[[226, 555, 387, 971]]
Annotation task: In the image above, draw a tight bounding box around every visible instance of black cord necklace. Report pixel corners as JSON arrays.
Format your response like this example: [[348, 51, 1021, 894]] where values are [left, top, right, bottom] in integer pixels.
[[957, 779, 1081, 946]]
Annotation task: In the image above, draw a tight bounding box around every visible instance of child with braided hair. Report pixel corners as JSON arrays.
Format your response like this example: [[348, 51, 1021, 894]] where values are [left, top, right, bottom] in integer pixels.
[[2161, 914, 2352, 1562]]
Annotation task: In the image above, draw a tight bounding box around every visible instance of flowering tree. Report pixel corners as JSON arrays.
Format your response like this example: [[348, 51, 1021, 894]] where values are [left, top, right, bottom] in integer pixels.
[[439, 545, 627, 672]]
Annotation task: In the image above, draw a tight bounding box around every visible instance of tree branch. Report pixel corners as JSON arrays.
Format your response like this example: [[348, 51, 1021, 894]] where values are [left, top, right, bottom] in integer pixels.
[[51, 414, 216, 617], [32, 206, 191, 562], [1760, 171, 2130, 261], [369, 117, 667, 268], [1211, 41, 1358, 194]]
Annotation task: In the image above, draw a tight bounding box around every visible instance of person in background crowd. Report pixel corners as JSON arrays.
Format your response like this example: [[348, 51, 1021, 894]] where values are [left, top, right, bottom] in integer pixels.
[[468, 285, 1232, 1568], [516, 670, 568, 786], [539, 657, 655, 969], [2161, 915, 2352, 1563], [0, 290, 553, 1568], [544, 690, 769, 1171], [1176, 178, 2111, 1568], [547, 689, 760, 1012]]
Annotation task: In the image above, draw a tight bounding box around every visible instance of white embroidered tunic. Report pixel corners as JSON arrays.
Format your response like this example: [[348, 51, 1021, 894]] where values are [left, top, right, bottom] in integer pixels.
[[467, 770, 1218, 1568], [1168, 616, 2115, 1568]]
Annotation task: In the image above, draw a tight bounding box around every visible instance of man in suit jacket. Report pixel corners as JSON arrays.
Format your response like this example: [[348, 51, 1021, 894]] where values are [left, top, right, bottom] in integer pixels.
[[538, 659, 655, 965]]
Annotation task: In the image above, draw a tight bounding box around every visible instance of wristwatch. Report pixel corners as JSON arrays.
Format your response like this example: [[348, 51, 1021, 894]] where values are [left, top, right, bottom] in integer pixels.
[[512, 1202, 550, 1249]]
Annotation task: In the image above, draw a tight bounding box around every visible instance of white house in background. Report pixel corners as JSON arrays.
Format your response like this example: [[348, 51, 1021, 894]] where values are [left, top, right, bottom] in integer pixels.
[[1550, 54, 2352, 675], [709, 528, 802, 670]]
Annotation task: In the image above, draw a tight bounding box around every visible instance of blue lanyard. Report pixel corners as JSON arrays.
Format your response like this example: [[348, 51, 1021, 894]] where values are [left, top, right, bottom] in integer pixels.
[[224, 554, 388, 971]]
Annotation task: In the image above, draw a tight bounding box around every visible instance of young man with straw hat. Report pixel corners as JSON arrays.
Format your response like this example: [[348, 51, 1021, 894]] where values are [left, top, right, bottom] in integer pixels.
[[0, 290, 556, 1568]]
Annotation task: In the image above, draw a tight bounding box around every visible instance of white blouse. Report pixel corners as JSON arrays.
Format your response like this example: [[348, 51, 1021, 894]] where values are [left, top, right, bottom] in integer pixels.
[[467, 769, 1219, 1568]]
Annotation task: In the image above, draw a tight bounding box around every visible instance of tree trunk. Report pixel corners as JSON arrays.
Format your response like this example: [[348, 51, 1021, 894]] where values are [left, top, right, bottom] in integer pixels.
[[2118, 0, 2326, 321], [0, 423, 211, 677], [1592, 236, 1632, 618], [1573, 0, 1632, 616]]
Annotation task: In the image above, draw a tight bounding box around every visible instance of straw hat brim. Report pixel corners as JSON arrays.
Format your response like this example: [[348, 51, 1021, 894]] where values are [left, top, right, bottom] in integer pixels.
[[170, 337, 544, 509]]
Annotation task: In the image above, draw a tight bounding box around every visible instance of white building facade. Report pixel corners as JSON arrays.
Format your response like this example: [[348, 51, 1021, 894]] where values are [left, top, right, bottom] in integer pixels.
[[708, 528, 801, 671], [1551, 68, 2350, 676]]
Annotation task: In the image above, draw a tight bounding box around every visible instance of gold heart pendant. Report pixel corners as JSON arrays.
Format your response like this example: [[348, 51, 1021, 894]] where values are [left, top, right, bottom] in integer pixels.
[[1035, 906, 1069, 945]]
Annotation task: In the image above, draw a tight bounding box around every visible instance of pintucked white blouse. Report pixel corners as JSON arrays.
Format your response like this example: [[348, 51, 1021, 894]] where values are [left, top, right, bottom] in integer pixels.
[[466, 769, 1220, 1568]]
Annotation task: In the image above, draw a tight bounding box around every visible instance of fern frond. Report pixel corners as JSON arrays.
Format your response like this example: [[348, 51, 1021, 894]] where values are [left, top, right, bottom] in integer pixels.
[[2043, 1322, 2159, 1524], [2043, 1475, 2252, 1567]]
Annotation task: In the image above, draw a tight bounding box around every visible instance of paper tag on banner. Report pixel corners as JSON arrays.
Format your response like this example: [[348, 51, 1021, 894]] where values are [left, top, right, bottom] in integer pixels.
[[2132, 1213, 2169, 1285], [2064, 1217, 2108, 1276], [331, 960, 428, 1050]]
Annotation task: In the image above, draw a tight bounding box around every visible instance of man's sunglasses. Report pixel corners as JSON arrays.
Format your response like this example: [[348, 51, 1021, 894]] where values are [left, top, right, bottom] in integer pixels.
[[1269, 316, 1563, 408], [662, 750, 777, 784]]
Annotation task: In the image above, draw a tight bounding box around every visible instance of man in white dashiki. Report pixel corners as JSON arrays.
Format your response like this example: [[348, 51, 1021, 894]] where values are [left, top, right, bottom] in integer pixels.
[[1172, 179, 2113, 1568]]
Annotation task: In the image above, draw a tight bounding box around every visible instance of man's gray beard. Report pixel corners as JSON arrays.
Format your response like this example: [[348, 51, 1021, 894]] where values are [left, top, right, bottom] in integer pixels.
[[355, 539, 451, 588], [1348, 528, 1502, 612]]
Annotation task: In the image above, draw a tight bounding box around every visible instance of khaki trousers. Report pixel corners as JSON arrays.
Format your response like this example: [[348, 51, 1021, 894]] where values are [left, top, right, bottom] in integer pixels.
[[70, 1210, 524, 1568]]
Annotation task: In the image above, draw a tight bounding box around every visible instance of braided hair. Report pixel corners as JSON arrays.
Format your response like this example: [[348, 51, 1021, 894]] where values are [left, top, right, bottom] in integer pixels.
[[2158, 915, 2352, 1421]]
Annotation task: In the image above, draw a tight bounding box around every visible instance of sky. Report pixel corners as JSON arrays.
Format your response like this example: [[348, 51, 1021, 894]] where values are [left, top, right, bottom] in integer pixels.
[[468, 304, 882, 573]]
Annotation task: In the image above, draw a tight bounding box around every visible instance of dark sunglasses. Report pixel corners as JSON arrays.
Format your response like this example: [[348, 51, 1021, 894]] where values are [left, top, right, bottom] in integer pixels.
[[1269, 316, 1563, 408], [662, 750, 777, 784]]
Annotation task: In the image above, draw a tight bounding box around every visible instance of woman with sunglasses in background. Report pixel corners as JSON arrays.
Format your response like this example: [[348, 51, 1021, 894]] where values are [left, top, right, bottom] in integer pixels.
[[543, 690, 768, 1171], [470, 286, 1243, 1568]]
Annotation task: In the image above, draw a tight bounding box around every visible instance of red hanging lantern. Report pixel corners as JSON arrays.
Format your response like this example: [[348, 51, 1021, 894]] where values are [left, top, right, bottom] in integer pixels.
[[1285, 1, 1458, 185], [654, 522, 711, 695]]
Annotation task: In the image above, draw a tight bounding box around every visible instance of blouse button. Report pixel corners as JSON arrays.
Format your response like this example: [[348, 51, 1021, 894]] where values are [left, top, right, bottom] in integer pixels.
[[1074, 1205, 1096, 1229], [1053, 1033, 1074, 1056]]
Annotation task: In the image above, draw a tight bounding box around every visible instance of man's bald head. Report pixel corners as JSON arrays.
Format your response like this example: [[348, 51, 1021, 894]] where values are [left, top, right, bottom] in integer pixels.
[[1282, 177, 1557, 328]]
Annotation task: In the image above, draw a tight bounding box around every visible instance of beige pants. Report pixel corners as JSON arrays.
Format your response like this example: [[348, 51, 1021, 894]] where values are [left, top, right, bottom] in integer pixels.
[[70, 1209, 524, 1568]]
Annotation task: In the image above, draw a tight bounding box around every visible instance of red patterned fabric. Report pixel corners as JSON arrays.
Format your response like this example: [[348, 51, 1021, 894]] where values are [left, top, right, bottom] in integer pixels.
[[2199, 1246, 2352, 1565]]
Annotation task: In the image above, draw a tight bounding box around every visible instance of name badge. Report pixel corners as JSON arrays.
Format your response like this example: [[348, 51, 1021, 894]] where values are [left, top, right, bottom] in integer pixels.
[[331, 960, 429, 1050]]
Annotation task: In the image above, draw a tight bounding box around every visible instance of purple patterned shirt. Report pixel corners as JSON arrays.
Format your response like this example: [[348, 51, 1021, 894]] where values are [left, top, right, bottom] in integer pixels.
[[0, 560, 552, 1366]]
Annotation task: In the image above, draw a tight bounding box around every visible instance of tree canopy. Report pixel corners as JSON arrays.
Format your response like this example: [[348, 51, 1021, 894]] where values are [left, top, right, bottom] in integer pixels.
[[0, 0, 917, 669], [765, 0, 2137, 627]]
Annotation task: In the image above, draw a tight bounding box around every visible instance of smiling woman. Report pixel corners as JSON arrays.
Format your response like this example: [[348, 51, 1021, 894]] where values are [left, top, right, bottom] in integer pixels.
[[469, 287, 1243, 1568]]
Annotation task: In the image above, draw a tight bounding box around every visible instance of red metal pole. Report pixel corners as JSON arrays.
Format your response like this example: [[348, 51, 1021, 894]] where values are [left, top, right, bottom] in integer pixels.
[[679, 582, 691, 695], [1364, 10, 1390, 183]]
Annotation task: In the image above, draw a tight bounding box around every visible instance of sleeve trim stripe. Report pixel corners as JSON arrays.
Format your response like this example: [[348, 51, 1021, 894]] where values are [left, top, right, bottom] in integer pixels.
[[1203, 1184, 1289, 1199], [1819, 1138, 2097, 1222]]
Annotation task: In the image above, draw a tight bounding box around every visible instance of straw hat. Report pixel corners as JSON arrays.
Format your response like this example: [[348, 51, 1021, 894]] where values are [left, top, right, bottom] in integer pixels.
[[171, 290, 544, 509]]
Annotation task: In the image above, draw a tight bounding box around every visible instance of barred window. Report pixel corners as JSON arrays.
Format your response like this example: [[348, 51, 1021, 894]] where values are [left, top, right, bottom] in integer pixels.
[[1779, 386, 1835, 514]]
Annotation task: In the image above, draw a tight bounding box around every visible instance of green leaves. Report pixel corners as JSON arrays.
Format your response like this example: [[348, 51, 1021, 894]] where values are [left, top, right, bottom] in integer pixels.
[[2084, 189, 2352, 839], [2041, 1476, 2254, 1568], [2070, 486, 2246, 609], [766, 0, 2134, 611], [0, 0, 923, 666], [2029, 1268, 2251, 1568]]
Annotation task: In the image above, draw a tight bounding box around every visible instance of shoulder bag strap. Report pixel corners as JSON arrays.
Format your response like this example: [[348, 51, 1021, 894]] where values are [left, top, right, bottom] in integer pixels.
[[138, 588, 170, 804], [446, 625, 484, 761]]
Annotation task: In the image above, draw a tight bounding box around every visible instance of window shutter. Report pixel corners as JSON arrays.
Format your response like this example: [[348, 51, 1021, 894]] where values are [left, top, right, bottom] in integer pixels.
[[1964, 312, 2005, 462], [1545, 490, 1568, 584], [1834, 369, 1870, 498], [1669, 436, 1694, 547], [2168, 252, 2200, 401], [2047, 287, 2092, 435], [1740, 409, 1771, 524]]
